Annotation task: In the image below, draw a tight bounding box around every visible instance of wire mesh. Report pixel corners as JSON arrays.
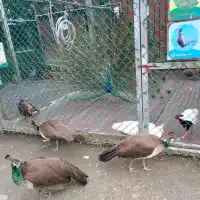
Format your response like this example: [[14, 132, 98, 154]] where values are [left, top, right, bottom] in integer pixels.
[[0, 0, 199, 146], [1, 1, 200, 199], [146, 0, 200, 144], [0, 0, 139, 140]]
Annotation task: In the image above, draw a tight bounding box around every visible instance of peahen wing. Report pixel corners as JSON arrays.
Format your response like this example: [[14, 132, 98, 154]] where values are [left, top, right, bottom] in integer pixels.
[[117, 134, 162, 158], [22, 157, 88, 187], [46, 120, 74, 142], [22, 157, 71, 187]]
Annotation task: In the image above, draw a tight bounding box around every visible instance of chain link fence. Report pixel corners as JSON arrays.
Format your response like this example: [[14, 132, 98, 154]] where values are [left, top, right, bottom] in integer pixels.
[[146, 0, 200, 145], [0, 0, 199, 146], [0, 0, 138, 138]]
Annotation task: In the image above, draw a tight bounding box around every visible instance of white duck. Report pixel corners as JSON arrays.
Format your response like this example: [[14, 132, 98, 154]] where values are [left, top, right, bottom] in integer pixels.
[[112, 121, 164, 138]]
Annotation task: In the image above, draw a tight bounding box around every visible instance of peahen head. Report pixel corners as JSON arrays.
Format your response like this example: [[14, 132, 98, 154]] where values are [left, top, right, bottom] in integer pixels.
[[5, 155, 23, 185], [5, 155, 21, 168], [164, 133, 175, 148]]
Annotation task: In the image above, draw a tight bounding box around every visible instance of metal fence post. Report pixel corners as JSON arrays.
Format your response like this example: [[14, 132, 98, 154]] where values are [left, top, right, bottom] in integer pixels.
[[85, 0, 95, 44], [140, 0, 149, 132], [133, 0, 143, 132]]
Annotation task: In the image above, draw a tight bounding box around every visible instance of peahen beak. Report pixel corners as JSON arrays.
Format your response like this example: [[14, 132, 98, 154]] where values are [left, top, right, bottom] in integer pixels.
[[5, 155, 21, 167], [5, 154, 14, 162]]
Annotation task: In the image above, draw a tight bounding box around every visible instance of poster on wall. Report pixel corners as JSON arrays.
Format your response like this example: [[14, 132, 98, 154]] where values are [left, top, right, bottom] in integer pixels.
[[169, 0, 200, 21], [0, 42, 8, 69], [167, 19, 200, 60]]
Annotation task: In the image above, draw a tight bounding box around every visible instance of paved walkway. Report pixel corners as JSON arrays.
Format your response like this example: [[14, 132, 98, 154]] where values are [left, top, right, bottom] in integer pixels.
[[1, 134, 200, 200]]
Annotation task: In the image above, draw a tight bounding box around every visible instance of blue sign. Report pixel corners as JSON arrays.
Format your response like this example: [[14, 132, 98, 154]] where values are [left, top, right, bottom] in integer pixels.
[[167, 20, 200, 60]]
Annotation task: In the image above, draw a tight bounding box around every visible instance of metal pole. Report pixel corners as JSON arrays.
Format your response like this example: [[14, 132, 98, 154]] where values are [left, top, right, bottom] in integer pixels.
[[85, 0, 95, 43], [140, 0, 149, 132], [133, 0, 143, 132], [0, 0, 21, 82], [32, 3, 48, 73]]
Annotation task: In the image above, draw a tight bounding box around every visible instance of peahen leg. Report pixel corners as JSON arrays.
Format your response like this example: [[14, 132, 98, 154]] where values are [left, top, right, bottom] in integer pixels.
[[45, 192, 53, 200], [42, 139, 50, 143], [142, 145, 164, 171], [129, 157, 151, 172], [52, 140, 59, 152], [142, 158, 151, 171], [39, 192, 53, 200], [40, 138, 51, 149], [128, 159, 138, 173]]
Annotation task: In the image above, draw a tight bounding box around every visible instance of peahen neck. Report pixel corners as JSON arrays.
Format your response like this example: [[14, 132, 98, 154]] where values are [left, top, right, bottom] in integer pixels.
[[12, 167, 23, 184], [31, 122, 39, 131], [163, 138, 171, 148]]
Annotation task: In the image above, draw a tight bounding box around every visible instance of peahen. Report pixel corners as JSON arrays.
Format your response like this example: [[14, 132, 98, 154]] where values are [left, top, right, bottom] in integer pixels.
[[98, 133, 175, 172], [5, 155, 89, 199], [31, 120, 75, 152]]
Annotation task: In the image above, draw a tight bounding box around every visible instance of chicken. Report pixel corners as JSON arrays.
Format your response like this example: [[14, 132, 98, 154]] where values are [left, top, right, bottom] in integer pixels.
[[175, 108, 198, 139], [31, 120, 74, 152], [18, 98, 39, 120], [98, 134, 175, 172], [112, 121, 164, 138], [5, 155, 88, 200]]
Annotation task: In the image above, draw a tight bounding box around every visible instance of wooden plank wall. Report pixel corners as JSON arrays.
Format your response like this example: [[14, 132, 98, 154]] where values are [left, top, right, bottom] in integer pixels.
[[35, 0, 168, 64], [122, 0, 168, 62], [149, 0, 168, 62]]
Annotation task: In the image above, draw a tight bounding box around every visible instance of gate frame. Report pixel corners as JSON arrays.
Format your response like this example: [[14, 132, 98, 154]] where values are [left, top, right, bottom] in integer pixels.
[[134, 0, 199, 133], [133, 0, 149, 132]]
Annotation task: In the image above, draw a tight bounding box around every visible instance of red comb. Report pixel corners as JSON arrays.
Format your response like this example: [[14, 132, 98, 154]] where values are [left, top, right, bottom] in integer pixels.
[[175, 115, 180, 120]]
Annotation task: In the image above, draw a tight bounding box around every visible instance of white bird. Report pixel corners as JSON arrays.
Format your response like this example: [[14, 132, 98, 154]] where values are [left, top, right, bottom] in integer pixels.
[[175, 108, 198, 139], [179, 108, 198, 124], [112, 121, 164, 138]]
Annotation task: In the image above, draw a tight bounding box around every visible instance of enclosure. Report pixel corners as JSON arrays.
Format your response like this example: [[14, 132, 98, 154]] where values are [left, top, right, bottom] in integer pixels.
[[0, 0, 199, 149]]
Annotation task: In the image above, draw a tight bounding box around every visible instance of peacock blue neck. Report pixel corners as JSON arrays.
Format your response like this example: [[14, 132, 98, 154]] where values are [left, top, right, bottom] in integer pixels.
[[12, 167, 23, 184]]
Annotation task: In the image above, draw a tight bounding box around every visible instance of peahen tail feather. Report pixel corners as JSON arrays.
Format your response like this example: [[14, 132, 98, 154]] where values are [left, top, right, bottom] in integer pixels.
[[98, 146, 119, 162], [66, 162, 89, 185]]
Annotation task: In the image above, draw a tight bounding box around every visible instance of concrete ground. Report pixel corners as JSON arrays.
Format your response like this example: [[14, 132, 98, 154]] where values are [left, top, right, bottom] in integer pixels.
[[1, 133, 200, 200]]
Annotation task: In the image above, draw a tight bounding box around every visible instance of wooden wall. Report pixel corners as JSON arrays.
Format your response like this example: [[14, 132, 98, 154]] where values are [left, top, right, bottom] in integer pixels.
[[149, 0, 168, 62]]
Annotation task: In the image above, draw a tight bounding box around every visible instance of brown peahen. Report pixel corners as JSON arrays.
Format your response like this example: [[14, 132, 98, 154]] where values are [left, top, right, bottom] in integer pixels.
[[31, 120, 74, 152], [5, 155, 89, 199], [98, 133, 175, 172], [18, 98, 39, 120]]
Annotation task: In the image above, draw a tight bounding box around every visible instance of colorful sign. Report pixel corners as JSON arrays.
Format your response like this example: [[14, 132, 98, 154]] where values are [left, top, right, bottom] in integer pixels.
[[0, 42, 8, 69], [169, 0, 200, 21], [167, 20, 200, 60]]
